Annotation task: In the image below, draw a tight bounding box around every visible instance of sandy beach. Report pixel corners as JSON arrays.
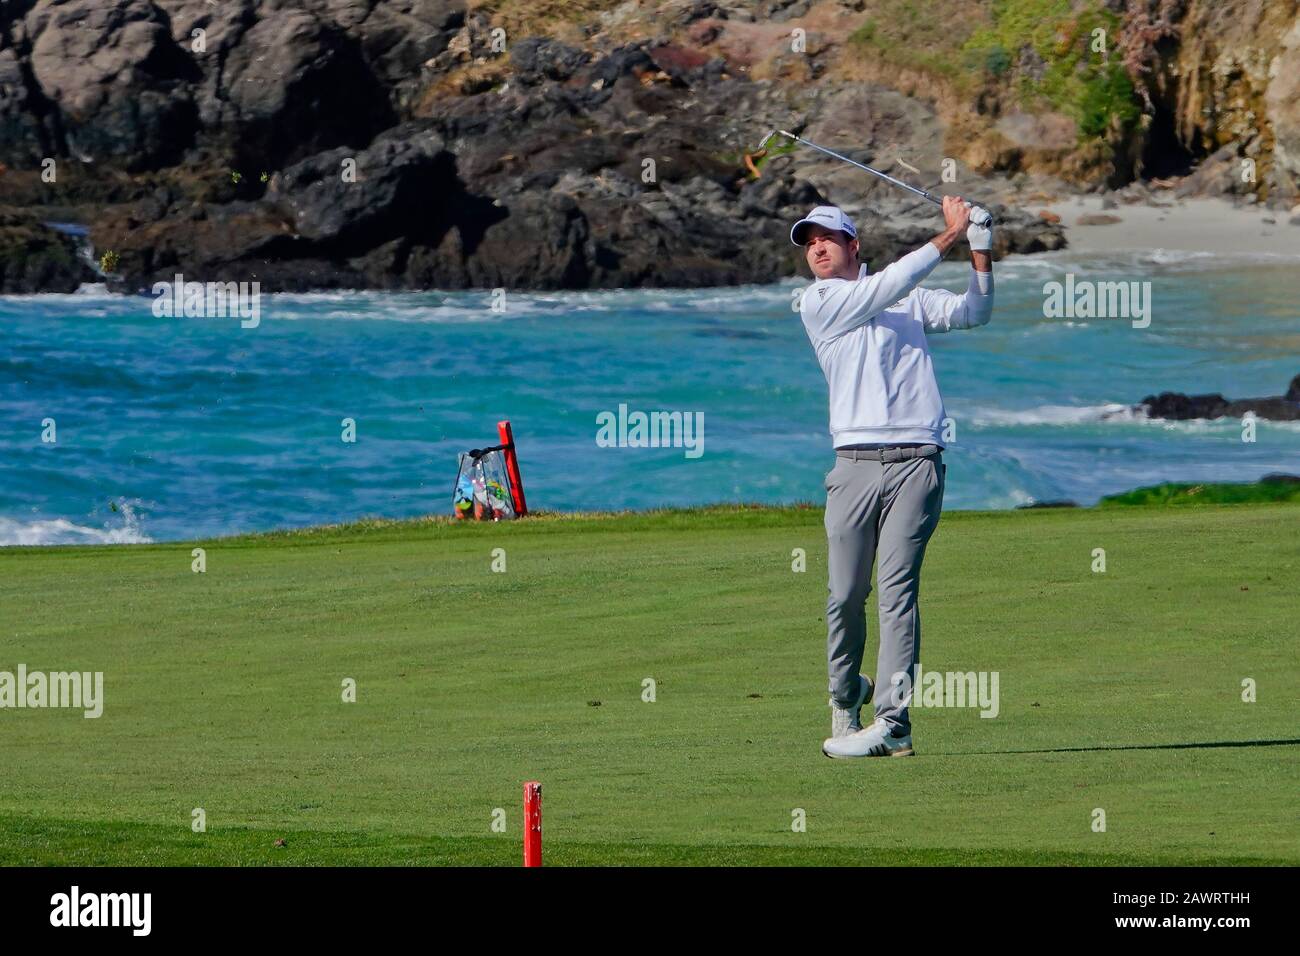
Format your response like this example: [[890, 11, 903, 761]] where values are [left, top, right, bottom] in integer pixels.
[[1044, 196, 1300, 257]]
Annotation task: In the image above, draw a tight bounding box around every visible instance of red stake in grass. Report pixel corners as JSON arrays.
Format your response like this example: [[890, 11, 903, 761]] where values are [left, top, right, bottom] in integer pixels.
[[497, 420, 528, 517], [524, 781, 542, 867]]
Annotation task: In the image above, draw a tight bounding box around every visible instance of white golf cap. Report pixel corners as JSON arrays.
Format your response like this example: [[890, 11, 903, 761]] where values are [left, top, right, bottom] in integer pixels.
[[790, 205, 857, 246]]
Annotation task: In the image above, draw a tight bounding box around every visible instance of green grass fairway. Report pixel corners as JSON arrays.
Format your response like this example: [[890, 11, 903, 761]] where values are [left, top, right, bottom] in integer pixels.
[[1, 503, 1297, 866]]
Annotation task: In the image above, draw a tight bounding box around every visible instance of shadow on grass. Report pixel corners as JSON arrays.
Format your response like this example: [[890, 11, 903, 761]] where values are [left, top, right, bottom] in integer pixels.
[[944, 738, 1300, 756]]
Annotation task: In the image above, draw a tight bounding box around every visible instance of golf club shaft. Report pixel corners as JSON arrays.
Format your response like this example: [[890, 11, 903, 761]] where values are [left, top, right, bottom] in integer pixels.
[[773, 130, 942, 207], [764, 128, 987, 221]]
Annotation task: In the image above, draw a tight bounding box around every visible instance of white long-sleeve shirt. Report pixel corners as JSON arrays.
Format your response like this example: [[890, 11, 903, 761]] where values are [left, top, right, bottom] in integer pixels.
[[799, 244, 993, 449]]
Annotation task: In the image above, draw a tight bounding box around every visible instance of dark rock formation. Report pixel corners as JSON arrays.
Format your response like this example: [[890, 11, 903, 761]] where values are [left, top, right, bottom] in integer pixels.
[[0, 209, 97, 292], [1139, 374, 1300, 421], [0, 0, 1068, 292]]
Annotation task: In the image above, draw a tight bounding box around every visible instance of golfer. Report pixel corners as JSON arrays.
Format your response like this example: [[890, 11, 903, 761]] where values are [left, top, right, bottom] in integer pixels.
[[792, 197, 994, 757]]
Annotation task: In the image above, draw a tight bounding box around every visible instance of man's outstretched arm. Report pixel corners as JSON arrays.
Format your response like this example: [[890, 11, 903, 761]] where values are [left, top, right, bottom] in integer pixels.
[[917, 206, 995, 333], [916, 268, 994, 333], [802, 197, 975, 342]]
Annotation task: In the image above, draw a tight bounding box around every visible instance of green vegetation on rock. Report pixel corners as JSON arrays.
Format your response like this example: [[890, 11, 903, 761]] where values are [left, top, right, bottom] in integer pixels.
[[848, 1, 978, 83], [850, 0, 1142, 146], [1100, 478, 1300, 507], [964, 0, 1138, 141]]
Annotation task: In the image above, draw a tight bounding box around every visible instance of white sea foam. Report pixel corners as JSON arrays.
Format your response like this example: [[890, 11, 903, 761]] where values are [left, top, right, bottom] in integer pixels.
[[968, 403, 1140, 426], [3, 288, 121, 304], [1141, 248, 1218, 266], [0, 518, 152, 546], [1013, 247, 1300, 277], [0, 504, 151, 547], [1146, 416, 1300, 433], [968, 403, 1300, 431]]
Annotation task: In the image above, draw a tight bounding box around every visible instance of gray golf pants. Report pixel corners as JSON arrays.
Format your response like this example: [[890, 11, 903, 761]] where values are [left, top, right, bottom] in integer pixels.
[[824, 445, 945, 735]]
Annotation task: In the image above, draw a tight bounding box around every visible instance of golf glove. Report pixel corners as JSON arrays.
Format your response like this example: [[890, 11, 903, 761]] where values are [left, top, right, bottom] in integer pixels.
[[965, 204, 993, 251]]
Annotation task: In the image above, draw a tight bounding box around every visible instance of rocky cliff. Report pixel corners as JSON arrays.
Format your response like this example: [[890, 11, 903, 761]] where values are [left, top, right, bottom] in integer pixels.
[[0, 0, 1294, 293]]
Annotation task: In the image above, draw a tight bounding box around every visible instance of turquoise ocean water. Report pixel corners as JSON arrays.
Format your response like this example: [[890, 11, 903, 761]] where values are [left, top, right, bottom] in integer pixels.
[[2, 249, 1298, 544]]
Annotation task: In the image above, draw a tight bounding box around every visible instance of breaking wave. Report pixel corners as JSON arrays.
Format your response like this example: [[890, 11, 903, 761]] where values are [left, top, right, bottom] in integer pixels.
[[0, 503, 151, 547]]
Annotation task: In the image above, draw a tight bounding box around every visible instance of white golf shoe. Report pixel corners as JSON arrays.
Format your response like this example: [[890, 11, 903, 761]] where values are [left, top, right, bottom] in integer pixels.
[[828, 674, 874, 739], [823, 717, 914, 758]]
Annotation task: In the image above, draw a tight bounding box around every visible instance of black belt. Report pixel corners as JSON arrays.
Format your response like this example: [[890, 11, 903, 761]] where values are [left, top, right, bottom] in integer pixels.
[[835, 443, 942, 462]]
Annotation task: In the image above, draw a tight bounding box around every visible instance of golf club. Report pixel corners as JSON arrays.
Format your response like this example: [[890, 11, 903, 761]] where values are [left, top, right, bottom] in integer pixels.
[[757, 129, 994, 224]]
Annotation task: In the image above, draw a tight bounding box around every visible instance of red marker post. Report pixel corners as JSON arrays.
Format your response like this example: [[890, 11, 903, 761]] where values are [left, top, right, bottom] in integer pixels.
[[497, 420, 528, 517], [523, 781, 542, 867]]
